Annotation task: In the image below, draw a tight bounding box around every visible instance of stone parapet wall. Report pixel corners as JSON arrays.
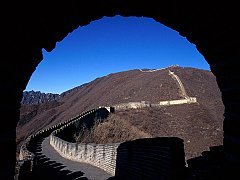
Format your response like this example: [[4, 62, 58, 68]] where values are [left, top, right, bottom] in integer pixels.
[[113, 97, 197, 110], [19, 136, 34, 161], [17, 107, 111, 179], [49, 107, 118, 175], [113, 69, 197, 111], [169, 70, 189, 98], [114, 101, 151, 110], [158, 97, 197, 106], [114, 137, 186, 179], [17, 107, 105, 179], [18, 108, 98, 161], [50, 135, 119, 175]]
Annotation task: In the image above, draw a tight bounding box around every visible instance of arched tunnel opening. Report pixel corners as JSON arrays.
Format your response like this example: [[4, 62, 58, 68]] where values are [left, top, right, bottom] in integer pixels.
[[1, 1, 240, 179], [17, 17, 220, 163]]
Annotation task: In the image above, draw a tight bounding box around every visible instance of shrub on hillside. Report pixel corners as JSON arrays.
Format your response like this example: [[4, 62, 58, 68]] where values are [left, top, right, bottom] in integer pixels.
[[77, 114, 151, 144]]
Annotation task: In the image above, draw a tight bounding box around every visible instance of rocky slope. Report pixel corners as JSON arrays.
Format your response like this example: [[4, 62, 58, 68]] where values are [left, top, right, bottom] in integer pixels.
[[21, 90, 60, 105]]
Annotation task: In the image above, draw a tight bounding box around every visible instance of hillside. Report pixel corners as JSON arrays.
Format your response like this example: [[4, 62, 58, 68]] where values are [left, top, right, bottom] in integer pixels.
[[17, 66, 224, 159], [82, 106, 223, 160]]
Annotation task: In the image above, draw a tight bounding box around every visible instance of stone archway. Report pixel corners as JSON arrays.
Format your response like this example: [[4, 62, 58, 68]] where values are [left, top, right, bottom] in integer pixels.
[[2, 1, 240, 179]]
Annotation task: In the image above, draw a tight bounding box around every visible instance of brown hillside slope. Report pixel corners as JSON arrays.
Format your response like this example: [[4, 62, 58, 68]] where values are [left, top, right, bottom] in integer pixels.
[[17, 66, 224, 156], [96, 106, 223, 160]]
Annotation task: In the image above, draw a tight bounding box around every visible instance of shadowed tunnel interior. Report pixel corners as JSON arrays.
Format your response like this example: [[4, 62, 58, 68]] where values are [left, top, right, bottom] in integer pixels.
[[1, 1, 240, 179]]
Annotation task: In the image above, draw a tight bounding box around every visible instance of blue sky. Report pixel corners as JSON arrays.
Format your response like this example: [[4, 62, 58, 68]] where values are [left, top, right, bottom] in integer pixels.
[[25, 15, 210, 94]]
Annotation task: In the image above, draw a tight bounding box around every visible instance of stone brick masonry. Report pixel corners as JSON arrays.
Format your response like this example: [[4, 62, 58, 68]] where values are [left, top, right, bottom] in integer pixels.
[[50, 135, 119, 175]]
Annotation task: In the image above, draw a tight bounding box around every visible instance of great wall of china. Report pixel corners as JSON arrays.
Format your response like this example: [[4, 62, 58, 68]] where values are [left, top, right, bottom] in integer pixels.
[[3, 3, 236, 179], [16, 69, 197, 179], [17, 106, 186, 179], [50, 118, 119, 175], [114, 69, 197, 110]]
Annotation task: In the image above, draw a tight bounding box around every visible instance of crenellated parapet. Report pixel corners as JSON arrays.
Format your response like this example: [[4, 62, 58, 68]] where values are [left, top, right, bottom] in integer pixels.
[[113, 97, 197, 110], [49, 107, 118, 175], [17, 107, 110, 179], [50, 135, 119, 175]]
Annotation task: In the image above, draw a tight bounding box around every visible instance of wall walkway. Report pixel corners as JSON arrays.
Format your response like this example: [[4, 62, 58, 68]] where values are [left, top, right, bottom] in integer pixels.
[[50, 135, 119, 176], [113, 69, 197, 110], [168, 70, 189, 99], [43, 137, 112, 179], [17, 108, 112, 180]]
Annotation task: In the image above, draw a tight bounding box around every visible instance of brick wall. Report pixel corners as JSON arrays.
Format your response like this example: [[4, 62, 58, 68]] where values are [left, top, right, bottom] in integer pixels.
[[114, 137, 187, 179], [50, 134, 119, 175], [113, 97, 197, 110]]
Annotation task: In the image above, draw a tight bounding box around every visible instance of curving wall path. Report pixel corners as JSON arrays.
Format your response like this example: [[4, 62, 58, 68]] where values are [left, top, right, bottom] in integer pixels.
[[168, 70, 189, 99], [49, 107, 118, 176], [17, 107, 112, 180], [113, 69, 197, 111], [42, 136, 112, 180], [17, 105, 225, 179], [50, 135, 119, 175], [48, 108, 188, 179]]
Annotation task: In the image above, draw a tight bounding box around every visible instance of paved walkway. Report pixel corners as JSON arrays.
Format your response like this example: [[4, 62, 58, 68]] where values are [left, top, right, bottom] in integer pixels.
[[41, 137, 112, 180]]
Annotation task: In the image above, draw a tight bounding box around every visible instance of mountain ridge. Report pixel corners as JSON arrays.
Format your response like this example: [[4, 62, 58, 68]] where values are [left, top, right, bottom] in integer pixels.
[[21, 90, 60, 105], [17, 66, 224, 159]]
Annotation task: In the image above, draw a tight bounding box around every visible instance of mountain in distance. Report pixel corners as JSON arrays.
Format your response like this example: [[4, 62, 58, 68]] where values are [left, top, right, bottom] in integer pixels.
[[21, 90, 60, 105], [17, 65, 224, 159]]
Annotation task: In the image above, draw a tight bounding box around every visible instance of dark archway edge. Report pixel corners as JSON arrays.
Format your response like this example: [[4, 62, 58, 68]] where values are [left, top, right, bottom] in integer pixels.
[[1, 1, 240, 179]]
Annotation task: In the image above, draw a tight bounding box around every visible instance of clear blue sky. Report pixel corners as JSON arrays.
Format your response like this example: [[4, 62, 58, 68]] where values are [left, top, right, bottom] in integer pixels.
[[25, 15, 210, 94]]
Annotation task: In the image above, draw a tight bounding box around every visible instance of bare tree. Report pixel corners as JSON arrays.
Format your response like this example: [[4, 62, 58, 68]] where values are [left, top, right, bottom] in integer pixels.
[[73, 123, 87, 144]]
